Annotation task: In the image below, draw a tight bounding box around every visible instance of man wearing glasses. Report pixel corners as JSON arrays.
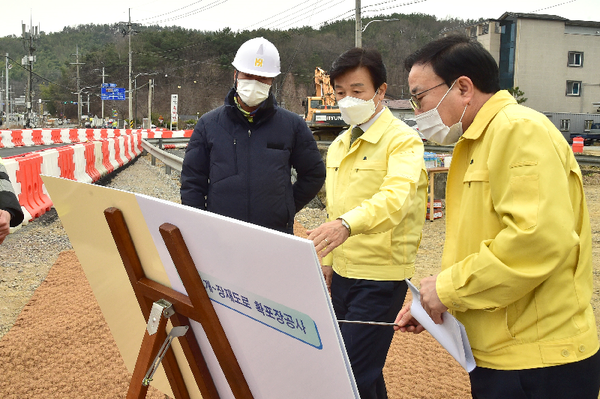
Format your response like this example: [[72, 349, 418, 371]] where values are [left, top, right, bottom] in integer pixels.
[[395, 35, 600, 398]]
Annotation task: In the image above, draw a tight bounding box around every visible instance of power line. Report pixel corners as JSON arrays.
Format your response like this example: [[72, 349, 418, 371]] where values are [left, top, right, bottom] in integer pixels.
[[244, 0, 322, 30], [266, 0, 347, 30], [133, 0, 229, 25], [529, 0, 578, 14], [134, 0, 204, 22], [6, 55, 74, 93]]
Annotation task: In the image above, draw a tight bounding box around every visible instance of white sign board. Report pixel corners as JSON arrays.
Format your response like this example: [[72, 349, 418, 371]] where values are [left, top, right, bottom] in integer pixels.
[[42, 176, 359, 399], [170, 94, 178, 125]]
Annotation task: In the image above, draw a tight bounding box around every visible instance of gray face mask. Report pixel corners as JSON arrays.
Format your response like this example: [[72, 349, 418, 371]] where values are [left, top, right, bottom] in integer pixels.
[[415, 81, 468, 145]]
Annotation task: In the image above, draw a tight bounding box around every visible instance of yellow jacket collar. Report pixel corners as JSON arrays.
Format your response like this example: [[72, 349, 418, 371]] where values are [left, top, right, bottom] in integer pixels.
[[462, 90, 517, 141], [342, 107, 394, 146]]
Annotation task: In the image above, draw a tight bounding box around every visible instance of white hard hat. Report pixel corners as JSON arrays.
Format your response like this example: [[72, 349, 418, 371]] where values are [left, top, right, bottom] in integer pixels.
[[232, 37, 281, 78]]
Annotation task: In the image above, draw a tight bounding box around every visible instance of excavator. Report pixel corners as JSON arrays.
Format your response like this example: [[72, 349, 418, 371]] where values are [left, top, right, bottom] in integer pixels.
[[302, 67, 348, 140]]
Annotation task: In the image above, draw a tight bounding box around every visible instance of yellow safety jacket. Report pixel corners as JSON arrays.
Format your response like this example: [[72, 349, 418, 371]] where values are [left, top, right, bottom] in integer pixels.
[[437, 90, 599, 369], [323, 108, 427, 281]]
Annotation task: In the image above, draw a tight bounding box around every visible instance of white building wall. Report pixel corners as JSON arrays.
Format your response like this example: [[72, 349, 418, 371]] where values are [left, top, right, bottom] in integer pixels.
[[512, 18, 600, 114]]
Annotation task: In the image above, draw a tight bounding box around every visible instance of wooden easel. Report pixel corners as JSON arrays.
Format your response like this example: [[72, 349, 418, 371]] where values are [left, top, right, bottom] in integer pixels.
[[104, 207, 254, 399]]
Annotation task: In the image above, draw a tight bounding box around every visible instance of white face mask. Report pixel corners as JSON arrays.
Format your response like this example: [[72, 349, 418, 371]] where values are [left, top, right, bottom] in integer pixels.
[[237, 79, 271, 107], [337, 90, 380, 126], [415, 81, 467, 145]]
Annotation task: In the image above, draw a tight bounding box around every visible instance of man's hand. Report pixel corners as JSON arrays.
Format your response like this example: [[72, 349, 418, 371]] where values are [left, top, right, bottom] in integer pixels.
[[394, 304, 425, 334], [0, 210, 12, 244], [307, 219, 350, 257], [419, 275, 448, 324]]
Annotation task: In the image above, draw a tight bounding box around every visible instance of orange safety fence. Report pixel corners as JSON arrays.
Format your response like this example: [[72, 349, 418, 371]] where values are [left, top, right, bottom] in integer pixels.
[[15, 153, 52, 219]]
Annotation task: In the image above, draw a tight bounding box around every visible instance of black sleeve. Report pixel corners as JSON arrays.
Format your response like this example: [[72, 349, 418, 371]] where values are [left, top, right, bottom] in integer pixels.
[[0, 170, 25, 227], [290, 118, 326, 212], [180, 119, 210, 210]]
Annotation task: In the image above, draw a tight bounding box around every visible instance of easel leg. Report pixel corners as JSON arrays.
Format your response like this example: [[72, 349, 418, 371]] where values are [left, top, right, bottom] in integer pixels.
[[127, 313, 169, 399], [160, 223, 254, 399]]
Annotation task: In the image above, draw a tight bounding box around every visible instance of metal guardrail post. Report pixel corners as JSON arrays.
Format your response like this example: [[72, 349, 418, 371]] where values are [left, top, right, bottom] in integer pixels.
[[140, 139, 184, 173]]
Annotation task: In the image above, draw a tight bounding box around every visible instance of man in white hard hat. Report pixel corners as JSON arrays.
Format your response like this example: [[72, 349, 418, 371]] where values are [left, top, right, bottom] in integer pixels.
[[181, 37, 325, 234]]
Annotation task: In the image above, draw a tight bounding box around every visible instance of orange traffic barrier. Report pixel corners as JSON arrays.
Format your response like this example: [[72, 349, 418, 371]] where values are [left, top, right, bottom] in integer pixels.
[[101, 140, 114, 174], [51, 129, 63, 144], [572, 136, 584, 154], [85, 129, 96, 142], [56, 146, 75, 180], [122, 135, 132, 163], [69, 129, 80, 143], [114, 137, 124, 167], [11, 130, 24, 147], [83, 142, 101, 182], [32, 130, 44, 145], [15, 153, 52, 220]]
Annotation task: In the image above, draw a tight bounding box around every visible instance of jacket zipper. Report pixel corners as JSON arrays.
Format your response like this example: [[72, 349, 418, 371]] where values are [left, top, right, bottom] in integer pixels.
[[247, 129, 251, 222], [233, 139, 238, 174]]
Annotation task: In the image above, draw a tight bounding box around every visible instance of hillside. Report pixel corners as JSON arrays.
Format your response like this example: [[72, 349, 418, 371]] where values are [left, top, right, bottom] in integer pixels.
[[0, 13, 477, 125]]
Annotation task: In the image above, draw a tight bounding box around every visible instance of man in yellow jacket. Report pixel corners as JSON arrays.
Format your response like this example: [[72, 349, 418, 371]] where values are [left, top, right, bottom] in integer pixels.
[[395, 35, 600, 398], [308, 48, 427, 398]]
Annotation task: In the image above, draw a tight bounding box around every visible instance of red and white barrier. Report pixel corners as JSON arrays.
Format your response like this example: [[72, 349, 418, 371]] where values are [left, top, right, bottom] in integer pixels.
[[0, 128, 193, 148], [1, 130, 151, 226]]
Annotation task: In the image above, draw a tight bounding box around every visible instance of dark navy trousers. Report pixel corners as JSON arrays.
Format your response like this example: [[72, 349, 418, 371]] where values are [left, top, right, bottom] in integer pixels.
[[332, 272, 408, 399], [470, 349, 600, 399]]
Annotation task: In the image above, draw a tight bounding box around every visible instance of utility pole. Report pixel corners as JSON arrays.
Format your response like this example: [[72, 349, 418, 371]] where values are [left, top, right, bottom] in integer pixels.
[[147, 78, 153, 128], [70, 45, 85, 127], [4, 54, 9, 128], [100, 66, 108, 121], [22, 19, 39, 128], [128, 9, 133, 128], [355, 0, 362, 48]]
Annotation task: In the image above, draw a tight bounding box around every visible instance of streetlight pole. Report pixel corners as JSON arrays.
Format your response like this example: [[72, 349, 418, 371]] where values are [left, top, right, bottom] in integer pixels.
[[5, 54, 9, 128], [148, 78, 153, 128], [355, 0, 362, 48], [70, 45, 85, 127], [100, 66, 108, 121], [357, 17, 400, 48], [133, 72, 158, 129], [128, 9, 133, 128]]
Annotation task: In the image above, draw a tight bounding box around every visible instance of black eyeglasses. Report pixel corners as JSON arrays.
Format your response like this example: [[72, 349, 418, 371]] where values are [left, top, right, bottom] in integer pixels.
[[409, 82, 446, 110]]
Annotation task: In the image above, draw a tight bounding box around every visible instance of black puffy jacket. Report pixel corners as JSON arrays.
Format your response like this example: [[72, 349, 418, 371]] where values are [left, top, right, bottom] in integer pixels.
[[0, 161, 24, 227], [181, 89, 325, 234]]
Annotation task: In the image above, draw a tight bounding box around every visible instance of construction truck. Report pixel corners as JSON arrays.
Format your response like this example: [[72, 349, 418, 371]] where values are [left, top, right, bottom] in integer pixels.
[[302, 67, 348, 140]]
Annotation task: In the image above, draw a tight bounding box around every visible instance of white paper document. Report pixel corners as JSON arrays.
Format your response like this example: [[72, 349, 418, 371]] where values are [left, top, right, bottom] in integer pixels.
[[406, 279, 476, 372]]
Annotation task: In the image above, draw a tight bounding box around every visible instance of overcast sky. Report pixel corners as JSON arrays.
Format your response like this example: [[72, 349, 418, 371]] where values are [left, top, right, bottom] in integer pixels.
[[3, 0, 599, 38]]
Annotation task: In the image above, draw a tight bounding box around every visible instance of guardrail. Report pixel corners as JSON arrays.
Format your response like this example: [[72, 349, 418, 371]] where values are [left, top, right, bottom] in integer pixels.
[[141, 139, 184, 173], [143, 138, 600, 178]]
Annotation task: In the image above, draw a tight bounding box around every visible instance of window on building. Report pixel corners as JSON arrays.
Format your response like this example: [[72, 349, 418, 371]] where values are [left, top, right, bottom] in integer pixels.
[[494, 22, 501, 33], [566, 81, 582, 96], [470, 27, 477, 38], [585, 120, 594, 132], [568, 51, 583, 67], [480, 24, 489, 35], [560, 119, 571, 132]]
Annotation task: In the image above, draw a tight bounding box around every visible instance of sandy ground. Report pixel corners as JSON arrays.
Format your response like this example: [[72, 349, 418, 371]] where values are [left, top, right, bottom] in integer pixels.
[[1, 171, 599, 398]]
